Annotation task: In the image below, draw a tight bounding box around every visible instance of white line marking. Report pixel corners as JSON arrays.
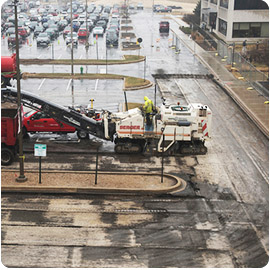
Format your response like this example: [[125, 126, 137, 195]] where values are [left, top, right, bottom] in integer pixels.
[[94, 79, 99, 91], [57, 54, 62, 59], [37, 78, 46, 91], [37, 54, 42, 59], [66, 79, 72, 91], [79, 54, 83, 59]]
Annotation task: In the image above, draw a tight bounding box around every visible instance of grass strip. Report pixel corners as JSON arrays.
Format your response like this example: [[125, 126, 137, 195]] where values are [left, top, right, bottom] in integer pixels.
[[21, 55, 145, 65]]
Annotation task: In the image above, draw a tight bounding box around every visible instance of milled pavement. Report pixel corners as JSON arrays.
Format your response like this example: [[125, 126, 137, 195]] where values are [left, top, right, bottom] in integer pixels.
[[170, 16, 269, 138]]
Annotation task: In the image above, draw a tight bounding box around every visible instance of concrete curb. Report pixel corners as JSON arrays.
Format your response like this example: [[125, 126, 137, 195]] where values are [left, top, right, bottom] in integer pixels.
[[1, 170, 187, 195], [123, 81, 154, 91]]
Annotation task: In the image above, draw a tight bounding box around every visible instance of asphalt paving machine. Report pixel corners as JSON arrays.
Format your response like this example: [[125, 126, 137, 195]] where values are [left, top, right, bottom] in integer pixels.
[[2, 87, 212, 155]]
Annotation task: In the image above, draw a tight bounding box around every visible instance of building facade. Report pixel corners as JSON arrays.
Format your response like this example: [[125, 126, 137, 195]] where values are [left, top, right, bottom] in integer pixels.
[[201, 0, 269, 43]]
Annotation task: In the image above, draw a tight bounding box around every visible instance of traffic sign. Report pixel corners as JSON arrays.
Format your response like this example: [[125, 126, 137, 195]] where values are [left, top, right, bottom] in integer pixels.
[[34, 144, 47, 157]]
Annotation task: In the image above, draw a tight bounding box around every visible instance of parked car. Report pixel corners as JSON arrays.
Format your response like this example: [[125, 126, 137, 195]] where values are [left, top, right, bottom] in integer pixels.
[[63, 26, 71, 38], [92, 26, 104, 36], [108, 24, 119, 36], [78, 27, 89, 38], [23, 110, 89, 139], [36, 32, 50, 46], [106, 31, 118, 47], [45, 28, 56, 40], [96, 19, 107, 30], [72, 20, 80, 31], [157, 6, 172, 12], [33, 25, 43, 37], [28, 21, 38, 31], [18, 27, 28, 38], [8, 34, 22, 46], [6, 27, 15, 36], [137, 3, 144, 10], [66, 32, 78, 46]]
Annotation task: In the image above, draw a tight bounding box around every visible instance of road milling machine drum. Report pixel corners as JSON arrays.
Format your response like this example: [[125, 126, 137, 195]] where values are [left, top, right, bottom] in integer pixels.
[[103, 103, 212, 155]]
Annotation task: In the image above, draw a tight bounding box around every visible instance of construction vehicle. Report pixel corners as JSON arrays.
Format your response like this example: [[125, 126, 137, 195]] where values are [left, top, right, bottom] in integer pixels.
[[1, 102, 19, 165], [2, 87, 212, 157], [1, 54, 17, 88]]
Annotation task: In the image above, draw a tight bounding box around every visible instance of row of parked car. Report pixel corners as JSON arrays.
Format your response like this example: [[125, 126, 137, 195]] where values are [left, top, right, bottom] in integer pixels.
[[2, 1, 122, 48]]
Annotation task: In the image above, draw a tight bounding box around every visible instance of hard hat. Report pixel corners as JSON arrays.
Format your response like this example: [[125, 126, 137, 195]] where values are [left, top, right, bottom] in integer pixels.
[[144, 96, 148, 101]]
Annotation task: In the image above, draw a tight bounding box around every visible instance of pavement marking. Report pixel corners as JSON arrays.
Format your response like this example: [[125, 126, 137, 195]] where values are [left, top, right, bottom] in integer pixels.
[[94, 79, 99, 91], [57, 54, 62, 59], [79, 54, 83, 59], [37, 78, 46, 91], [37, 54, 42, 59], [66, 79, 72, 91]]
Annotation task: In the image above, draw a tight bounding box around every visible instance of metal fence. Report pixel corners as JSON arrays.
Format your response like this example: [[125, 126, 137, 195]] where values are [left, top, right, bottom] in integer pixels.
[[217, 40, 269, 88]]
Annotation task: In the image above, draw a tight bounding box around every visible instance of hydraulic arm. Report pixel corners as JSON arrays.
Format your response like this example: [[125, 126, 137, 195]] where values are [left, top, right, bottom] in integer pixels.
[[1, 87, 115, 141]]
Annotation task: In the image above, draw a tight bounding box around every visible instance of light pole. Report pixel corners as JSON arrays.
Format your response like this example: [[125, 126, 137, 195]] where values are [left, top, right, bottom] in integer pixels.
[[85, 0, 89, 49], [70, 0, 74, 107], [14, 0, 27, 182]]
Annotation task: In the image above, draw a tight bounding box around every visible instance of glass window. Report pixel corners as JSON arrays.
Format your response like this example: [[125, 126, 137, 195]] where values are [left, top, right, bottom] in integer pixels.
[[234, 0, 269, 10], [233, 22, 269, 37], [218, 18, 227, 36], [220, 0, 229, 8], [210, 0, 217, 4], [261, 23, 269, 37]]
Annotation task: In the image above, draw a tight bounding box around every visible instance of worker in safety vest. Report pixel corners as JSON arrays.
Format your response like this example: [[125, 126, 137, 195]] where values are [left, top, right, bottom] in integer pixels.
[[143, 96, 154, 127]]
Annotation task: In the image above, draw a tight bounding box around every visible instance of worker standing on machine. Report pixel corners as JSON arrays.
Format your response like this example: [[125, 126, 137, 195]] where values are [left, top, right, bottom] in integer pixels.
[[143, 96, 154, 130]]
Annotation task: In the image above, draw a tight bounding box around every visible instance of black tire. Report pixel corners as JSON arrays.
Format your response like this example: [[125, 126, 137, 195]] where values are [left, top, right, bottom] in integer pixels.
[[77, 130, 89, 140], [1, 148, 14, 166]]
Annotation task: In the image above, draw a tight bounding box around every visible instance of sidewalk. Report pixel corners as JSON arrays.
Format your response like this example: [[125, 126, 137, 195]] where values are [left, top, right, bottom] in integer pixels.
[[170, 16, 269, 138]]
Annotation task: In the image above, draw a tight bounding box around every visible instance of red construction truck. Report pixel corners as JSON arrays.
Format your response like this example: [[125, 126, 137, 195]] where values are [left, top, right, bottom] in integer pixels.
[[1, 53, 17, 87], [1, 102, 19, 165]]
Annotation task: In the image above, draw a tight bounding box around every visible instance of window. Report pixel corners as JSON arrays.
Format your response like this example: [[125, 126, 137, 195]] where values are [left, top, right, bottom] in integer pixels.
[[233, 22, 269, 37], [220, 0, 229, 8], [234, 0, 269, 10], [210, 0, 217, 4], [218, 18, 227, 36]]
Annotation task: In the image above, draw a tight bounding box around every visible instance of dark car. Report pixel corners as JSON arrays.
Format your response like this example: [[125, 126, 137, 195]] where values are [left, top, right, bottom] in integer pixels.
[[100, 13, 109, 22], [158, 6, 172, 12], [96, 19, 107, 29], [108, 24, 119, 36], [34, 25, 43, 37], [159, 21, 170, 33], [89, 14, 98, 24], [8, 34, 22, 46], [106, 31, 118, 47], [45, 28, 56, 40], [36, 32, 50, 46], [63, 26, 71, 38]]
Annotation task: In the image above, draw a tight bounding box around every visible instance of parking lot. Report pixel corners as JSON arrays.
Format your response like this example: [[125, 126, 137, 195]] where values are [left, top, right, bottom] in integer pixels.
[[1, 0, 269, 268]]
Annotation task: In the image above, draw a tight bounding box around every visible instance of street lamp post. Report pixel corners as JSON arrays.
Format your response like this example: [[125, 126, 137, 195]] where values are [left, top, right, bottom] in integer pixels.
[[70, 0, 74, 107], [14, 0, 27, 182]]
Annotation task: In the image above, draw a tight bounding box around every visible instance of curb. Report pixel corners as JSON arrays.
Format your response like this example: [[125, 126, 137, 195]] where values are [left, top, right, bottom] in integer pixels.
[[1, 170, 187, 195]]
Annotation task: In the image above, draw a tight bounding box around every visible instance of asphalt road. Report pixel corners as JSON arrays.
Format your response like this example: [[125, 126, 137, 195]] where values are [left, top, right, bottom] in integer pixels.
[[1, 8, 269, 268]]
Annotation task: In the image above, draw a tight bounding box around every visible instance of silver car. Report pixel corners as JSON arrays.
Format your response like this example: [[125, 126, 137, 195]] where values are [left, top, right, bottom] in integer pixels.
[[92, 26, 104, 36]]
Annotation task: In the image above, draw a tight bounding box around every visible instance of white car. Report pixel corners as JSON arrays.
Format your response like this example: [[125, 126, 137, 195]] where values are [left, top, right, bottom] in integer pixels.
[[66, 32, 78, 46], [93, 26, 104, 36]]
